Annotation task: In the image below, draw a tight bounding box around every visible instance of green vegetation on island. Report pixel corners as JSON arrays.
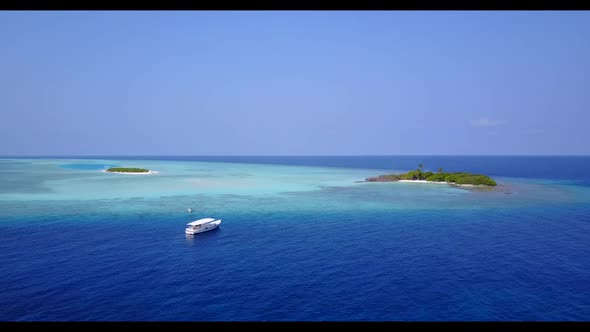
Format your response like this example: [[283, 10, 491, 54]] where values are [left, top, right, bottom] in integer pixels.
[[366, 164, 497, 186], [106, 167, 150, 173]]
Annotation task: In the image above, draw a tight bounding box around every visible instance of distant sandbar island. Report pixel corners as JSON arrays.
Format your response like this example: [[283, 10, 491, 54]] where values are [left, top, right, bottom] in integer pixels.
[[366, 164, 496, 187], [103, 167, 159, 175]]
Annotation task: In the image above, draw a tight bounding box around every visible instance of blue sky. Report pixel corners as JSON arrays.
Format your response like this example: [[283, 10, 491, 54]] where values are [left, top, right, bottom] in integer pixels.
[[1, 11, 589, 155]]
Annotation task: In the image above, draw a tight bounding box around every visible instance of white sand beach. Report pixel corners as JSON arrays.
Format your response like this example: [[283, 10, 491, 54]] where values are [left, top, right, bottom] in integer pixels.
[[101, 170, 159, 175], [397, 179, 478, 187], [398, 180, 447, 184]]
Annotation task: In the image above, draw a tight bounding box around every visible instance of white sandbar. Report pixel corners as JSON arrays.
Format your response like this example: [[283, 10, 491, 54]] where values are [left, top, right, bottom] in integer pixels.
[[101, 170, 159, 175]]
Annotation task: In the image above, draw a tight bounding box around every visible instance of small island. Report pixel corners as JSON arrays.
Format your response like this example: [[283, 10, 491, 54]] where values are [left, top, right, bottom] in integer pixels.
[[366, 164, 496, 186], [104, 167, 159, 175]]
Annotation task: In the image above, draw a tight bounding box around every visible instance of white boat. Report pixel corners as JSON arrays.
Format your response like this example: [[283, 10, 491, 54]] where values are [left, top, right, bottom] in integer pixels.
[[185, 218, 221, 235]]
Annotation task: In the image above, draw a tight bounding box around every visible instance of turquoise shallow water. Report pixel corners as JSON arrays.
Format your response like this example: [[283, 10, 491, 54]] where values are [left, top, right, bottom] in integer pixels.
[[0, 157, 589, 321]]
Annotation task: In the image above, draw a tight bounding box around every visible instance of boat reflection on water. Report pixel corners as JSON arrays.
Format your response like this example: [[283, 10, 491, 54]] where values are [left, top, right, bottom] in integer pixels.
[[185, 224, 222, 247]]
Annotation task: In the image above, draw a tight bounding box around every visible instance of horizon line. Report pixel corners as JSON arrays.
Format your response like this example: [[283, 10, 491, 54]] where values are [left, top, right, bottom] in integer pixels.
[[2, 154, 590, 158]]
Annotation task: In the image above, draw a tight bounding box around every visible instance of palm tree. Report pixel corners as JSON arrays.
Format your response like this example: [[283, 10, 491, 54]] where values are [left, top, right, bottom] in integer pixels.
[[438, 167, 443, 174], [417, 164, 424, 180]]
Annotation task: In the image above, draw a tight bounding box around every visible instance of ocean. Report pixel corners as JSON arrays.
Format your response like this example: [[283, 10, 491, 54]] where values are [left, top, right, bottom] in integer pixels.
[[0, 156, 588, 321]]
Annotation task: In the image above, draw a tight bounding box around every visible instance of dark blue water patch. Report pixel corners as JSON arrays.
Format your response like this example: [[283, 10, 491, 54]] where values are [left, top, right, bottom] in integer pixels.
[[0, 208, 589, 321], [60, 163, 119, 171]]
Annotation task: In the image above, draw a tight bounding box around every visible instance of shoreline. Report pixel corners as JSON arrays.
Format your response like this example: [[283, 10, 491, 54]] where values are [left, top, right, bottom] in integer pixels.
[[363, 178, 506, 192], [101, 170, 159, 175], [398, 179, 480, 187], [367, 179, 484, 187]]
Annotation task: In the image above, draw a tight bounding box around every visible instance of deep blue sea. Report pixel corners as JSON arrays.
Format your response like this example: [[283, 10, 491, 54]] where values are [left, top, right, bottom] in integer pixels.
[[0, 156, 589, 321]]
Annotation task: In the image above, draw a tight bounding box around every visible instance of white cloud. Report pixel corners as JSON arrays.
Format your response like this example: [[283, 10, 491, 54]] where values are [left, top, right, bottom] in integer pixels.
[[470, 117, 505, 127]]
